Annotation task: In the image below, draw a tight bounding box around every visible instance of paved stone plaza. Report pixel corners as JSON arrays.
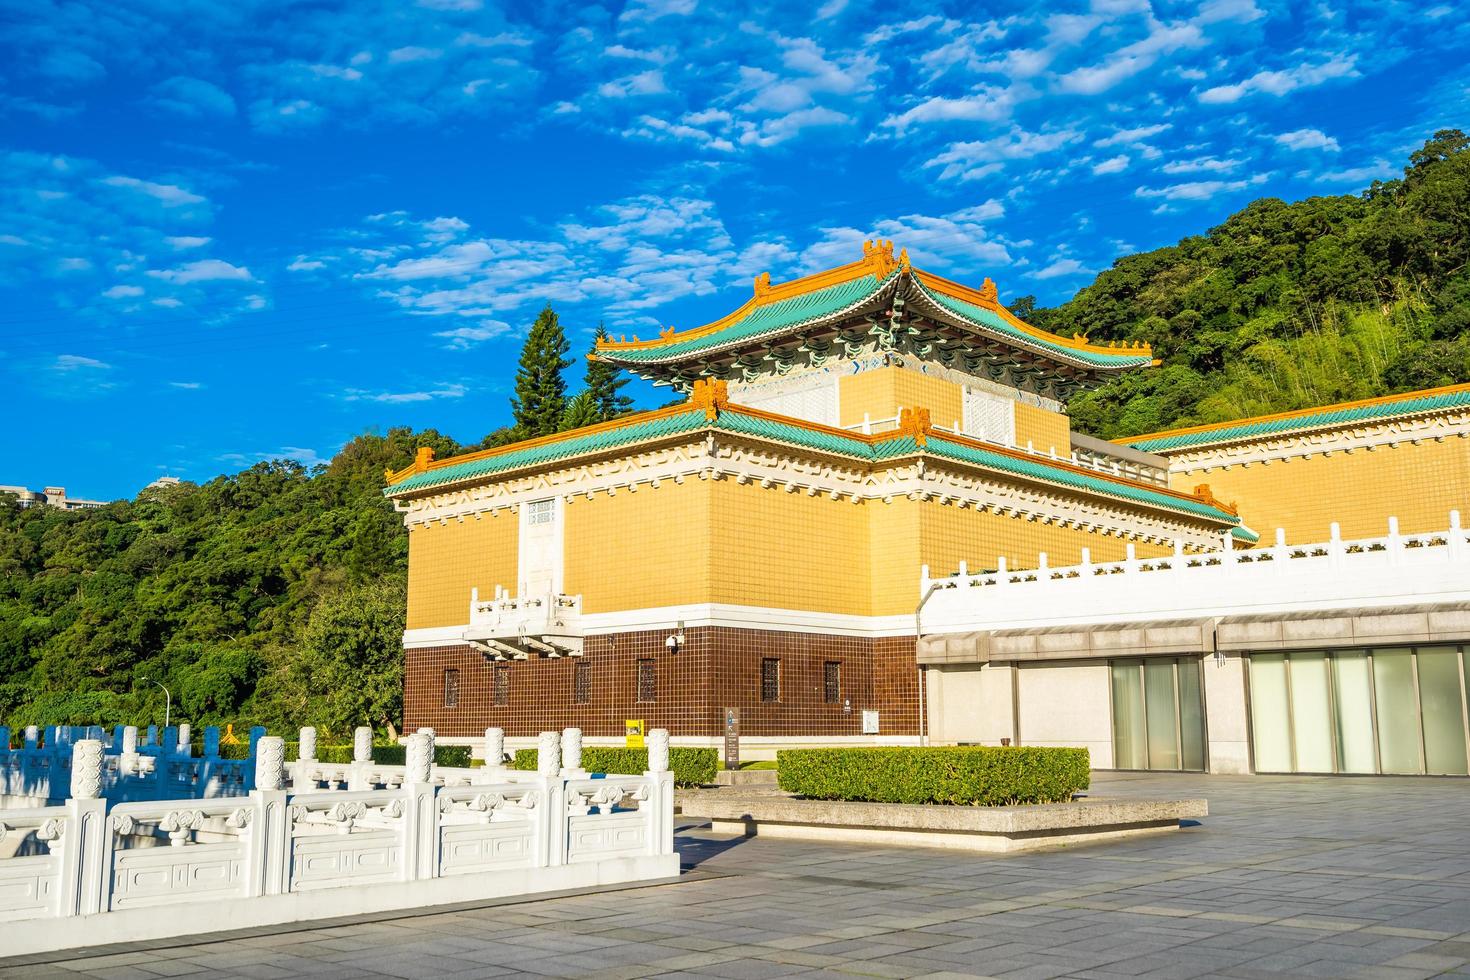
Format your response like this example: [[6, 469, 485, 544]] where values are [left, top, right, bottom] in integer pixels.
[[5, 772, 1470, 980]]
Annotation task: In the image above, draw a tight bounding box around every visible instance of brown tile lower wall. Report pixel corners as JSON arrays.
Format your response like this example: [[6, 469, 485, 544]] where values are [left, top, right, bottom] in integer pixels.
[[403, 627, 920, 738]]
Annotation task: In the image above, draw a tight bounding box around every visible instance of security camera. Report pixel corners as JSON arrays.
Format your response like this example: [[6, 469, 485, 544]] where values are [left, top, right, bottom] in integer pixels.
[[665, 633, 681, 652]]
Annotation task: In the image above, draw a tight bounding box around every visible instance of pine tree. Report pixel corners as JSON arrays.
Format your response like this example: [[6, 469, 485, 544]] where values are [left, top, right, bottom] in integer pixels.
[[511, 304, 573, 437], [585, 323, 635, 421], [560, 390, 601, 431]]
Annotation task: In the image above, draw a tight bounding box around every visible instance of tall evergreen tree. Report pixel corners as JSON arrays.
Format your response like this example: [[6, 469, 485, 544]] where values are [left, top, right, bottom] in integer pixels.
[[585, 323, 635, 420], [560, 390, 601, 430], [511, 304, 573, 437]]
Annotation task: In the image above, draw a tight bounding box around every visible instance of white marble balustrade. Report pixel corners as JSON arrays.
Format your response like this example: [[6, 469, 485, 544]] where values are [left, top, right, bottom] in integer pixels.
[[0, 731, 677, 956]]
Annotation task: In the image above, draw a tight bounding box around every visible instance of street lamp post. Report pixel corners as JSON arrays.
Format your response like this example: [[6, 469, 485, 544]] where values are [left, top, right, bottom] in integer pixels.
[[141, 677, 172, 731]]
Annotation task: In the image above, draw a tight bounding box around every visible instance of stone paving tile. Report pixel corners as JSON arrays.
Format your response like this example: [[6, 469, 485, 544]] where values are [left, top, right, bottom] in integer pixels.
[[12, 773, 1470, 979]]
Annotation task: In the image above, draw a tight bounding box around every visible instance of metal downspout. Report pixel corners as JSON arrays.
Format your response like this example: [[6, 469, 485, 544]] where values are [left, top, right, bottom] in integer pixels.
[[914, 580, 944, 748]]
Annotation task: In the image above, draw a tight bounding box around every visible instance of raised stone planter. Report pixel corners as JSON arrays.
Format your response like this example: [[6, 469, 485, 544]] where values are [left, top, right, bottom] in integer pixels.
[[713, 768, 778, 787], [679, 794, 1206, 852]]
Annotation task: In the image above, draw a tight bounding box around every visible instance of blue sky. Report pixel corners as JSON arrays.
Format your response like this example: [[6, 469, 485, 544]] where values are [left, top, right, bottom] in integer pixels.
[[3, 0, 1466, 500]]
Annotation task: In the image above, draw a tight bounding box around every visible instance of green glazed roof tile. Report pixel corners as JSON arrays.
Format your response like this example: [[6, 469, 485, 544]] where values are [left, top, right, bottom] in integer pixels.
[[1124, 386, 1470, 452], [912, 279, 1154, 369], [922, 434, 1241, 524], [601, 274, 888, 364], [385, 409, 709, 494], [387, 406, 1242, 527]]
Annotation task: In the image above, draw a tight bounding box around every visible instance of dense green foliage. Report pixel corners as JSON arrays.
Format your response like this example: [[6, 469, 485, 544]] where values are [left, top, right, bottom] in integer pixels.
[[0, 302, 635, 737], [216, 740, 471, 767], [512, 303, 574, 437], [1025, 131, 1470, 438], [512, 746, 718, 787], [776, 747, 1091, 806]]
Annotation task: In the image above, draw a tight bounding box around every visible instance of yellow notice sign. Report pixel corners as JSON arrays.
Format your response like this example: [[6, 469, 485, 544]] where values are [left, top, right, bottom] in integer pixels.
[[625, 719, 645, 748]]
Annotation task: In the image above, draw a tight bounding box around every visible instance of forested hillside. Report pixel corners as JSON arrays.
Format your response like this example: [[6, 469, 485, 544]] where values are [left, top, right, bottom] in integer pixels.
[[1022, 130, 1470, 438], [3, 134, 1465, 734]]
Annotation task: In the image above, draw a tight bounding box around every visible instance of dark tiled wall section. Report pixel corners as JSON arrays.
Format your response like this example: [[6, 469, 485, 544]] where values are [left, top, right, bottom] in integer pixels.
[[404, 627, 919, 738]]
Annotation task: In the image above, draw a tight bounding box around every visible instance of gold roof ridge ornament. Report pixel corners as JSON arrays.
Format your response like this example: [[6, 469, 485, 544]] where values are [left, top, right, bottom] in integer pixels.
[[689, 377, 729, 420], [897, 406, 932, 447]]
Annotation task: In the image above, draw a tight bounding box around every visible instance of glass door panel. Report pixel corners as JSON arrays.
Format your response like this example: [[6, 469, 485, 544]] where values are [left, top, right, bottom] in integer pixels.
[[1110, 660, 1147, 770], [1373, 649, 1422, 774], [1416, 647, 1468, 775], [1144, 659, 1180, 770], [1249, 654, 1292, 772], [1178, 661, 1206, 771], [1289, 653, 1334, 772], [1332, 652, 1377, 773]]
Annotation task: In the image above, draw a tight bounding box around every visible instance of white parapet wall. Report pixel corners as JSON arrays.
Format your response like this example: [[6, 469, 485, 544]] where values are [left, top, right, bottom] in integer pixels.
[[0, 732, 678, 956], [920, 511, 1470, 634]]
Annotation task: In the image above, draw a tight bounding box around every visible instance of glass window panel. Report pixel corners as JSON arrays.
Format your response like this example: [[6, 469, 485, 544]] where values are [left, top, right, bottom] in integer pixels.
[[1373, 649, 1421, 774], [1331, 652, 1377, 773], [1111, 661, 1147, 770], [1178, 659, 1205, 771], [1416, 647, 1468, 775], [1144, 659, 1180, 770], [1288, 653, 1334, 772], [1249, 654, 1292, 773]]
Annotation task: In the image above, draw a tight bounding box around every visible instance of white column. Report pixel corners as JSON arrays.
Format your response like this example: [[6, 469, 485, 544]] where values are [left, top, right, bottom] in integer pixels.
[[63, 740, 108, 916], [250, 736, 289, 896], [647, 728, 669, 774], [644, 729, 674, 857], [401, 734, 436, 881], [25, 725, 39, 749], [537, 731, 560, 776], [1203, 650, 1251, 774], [350, 726, 374, 791], [176, 723, 192, 756]]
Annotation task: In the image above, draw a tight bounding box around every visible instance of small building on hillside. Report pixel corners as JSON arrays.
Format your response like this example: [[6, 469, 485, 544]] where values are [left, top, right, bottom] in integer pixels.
[[386, 241, 1470, 776]]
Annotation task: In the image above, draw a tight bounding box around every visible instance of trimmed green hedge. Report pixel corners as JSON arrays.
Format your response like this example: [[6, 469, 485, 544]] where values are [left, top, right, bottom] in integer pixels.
[[776, 747, 1090, 806], [512, 747, 717, 787], [215, 741, 471, 767]]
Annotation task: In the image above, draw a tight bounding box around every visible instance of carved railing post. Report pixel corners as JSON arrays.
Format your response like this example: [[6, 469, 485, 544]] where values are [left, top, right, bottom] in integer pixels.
[[483, 727, 505, 772], [644, 729, 675, 858], [25, 725, 39, 749], [145, 725, 157, 749], [561, 728, 584, 776], [537, 731, 560, 777], [61, 739, 108, 916], [251, 736, 289, 896], [401, 734, 437, 881], [176, 723, 192, 757], [203, 725, 220, 758], [292, 726, 318, 791], [417, 727, 436, 771]]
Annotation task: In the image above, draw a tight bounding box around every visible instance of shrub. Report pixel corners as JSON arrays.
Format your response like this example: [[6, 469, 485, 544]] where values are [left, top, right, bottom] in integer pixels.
[[216, 741, 470, 767], [776, 746, 1090, 806], [512, 746, 717, 787]]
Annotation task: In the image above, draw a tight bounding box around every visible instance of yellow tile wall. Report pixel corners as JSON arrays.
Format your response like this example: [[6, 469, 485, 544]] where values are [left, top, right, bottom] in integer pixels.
[[838, 366, 964, 429], [1168, 438, 1470, 543], [1013, 403, 1072, 457], [406, 515, 519, 630], [710, 479, 872, 614], [869, 497, 921, 615], [564, 481, 713, 614], [916, 503, 1171, 588]]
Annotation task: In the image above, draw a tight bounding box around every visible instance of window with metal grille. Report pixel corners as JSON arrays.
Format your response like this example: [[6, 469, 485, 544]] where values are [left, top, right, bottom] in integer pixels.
[[493, 665, 509, 706], [573, 661, 591, 704], [761, 658, 781, 703], [526, 498, 555, 525], [637, 658, 656, 703], [823, 661, 840, 704], [443, 669, 460, 708]]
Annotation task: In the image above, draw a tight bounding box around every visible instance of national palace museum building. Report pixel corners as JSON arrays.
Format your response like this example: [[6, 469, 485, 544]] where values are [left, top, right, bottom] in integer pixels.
[[386, 242, 1470, 778]]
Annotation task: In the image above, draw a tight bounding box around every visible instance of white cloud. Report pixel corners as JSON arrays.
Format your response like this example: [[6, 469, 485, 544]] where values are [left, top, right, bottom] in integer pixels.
[[54, 354, 111, 371], [1308, 161, 1397, 184], [925, 128, 1082, 182], [165, 236, 212, 249], [343, 383, 468, 403], [597, 70, 667, 98], [170, 381, 204, 389], [1199, 55, 1359, 104], [146, 259, 253, 284], [1276, 128, 1341, 152], [102, 284, 144, 299], [99, 175, 206, 206], [1135, 179, 1249, 200], [1033, 258, 1093, 279], [1161, 156, 1243, 174], [1093, 155, 1130, 175], [880, 87, 1018, 136], [147, 76, 237, 118], [288, 256, 327, 271], [387, 46, 443, 63], [435, 322, 513, 349]]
